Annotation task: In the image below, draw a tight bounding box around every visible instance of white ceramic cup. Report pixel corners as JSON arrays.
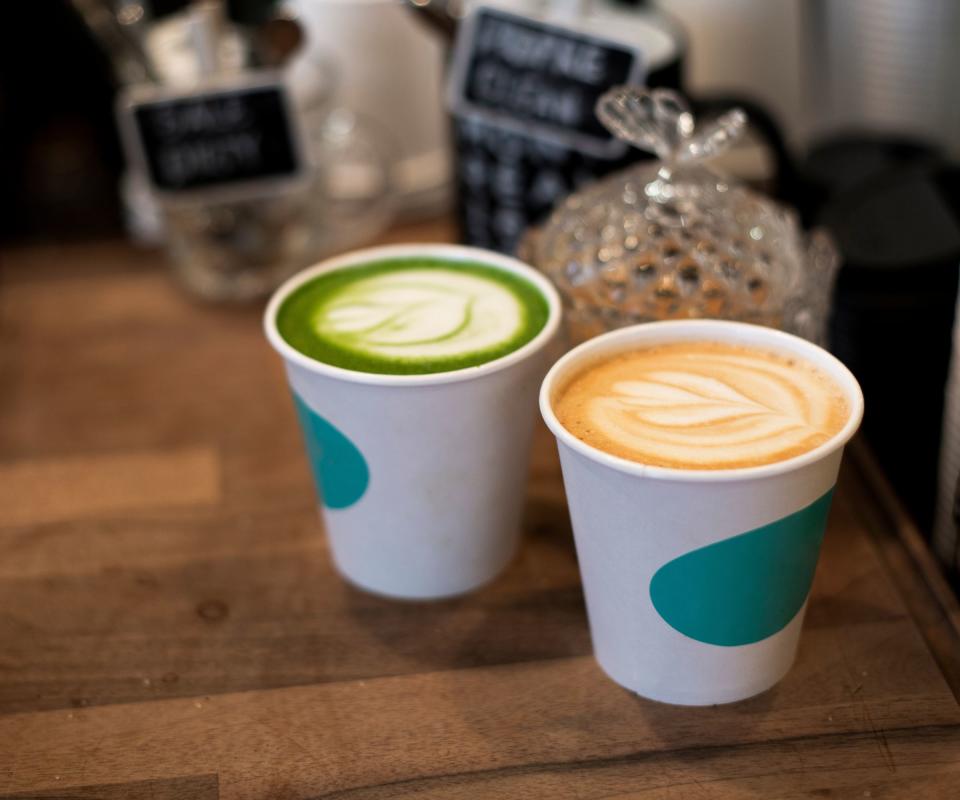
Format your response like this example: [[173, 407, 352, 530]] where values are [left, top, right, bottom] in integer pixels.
[[265, 244, 561, 599], [540, 320, 864, 705]]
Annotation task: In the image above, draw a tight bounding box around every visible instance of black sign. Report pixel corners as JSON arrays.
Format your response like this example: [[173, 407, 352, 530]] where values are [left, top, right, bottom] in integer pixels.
[[123, 81, 302, 194], [447, 7, 645, 159]]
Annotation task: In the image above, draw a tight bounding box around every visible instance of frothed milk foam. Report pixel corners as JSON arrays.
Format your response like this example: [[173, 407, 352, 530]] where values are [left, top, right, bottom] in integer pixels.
[[276, 257, 549, 376], [555, 341, 849, 470]]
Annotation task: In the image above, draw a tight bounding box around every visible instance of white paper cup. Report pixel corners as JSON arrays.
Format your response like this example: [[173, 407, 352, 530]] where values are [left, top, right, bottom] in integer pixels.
[[540, 320, 864, 705], [265, 244, 561, 600]]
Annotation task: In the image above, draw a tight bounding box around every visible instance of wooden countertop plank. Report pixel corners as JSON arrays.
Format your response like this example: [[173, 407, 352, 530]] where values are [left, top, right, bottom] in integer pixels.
[[1, 656, 958, 798], [0, 775, 220, 800], [844, 444, 960, 701], [307, 726, 960, 800], [0, 446, 221, 527]]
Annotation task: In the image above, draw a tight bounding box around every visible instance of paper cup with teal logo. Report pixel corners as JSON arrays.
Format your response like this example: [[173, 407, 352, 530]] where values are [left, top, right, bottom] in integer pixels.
[[540, 320, 864, 705], [265, 244, 561, 600]]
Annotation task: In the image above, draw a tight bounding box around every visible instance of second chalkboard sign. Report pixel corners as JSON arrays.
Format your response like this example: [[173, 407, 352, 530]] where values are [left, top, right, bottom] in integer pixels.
[[447, 6, 646, 159], [119, 74, 305, 199]]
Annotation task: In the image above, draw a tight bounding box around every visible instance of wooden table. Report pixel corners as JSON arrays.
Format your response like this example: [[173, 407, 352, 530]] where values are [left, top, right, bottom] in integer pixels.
[[3, 225, 960, 799]]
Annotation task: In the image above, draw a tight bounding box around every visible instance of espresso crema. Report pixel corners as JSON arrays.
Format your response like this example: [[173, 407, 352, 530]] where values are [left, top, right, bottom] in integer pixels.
[[554, 341, 849, 470]]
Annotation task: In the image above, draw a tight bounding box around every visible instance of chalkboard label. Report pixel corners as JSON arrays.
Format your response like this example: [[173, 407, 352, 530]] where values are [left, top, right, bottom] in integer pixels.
[[447, 6, 646, 159], [119, 75, 304, 197]]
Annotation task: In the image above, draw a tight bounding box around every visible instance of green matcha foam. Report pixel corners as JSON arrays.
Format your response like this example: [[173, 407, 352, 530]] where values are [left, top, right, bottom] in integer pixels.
[[276, 257, 551, 375]]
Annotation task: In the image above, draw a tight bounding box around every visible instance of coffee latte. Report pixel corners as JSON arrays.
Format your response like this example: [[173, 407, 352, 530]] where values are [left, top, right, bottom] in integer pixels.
[[277, 257, 549, 375], [554, 341, 849, 470]]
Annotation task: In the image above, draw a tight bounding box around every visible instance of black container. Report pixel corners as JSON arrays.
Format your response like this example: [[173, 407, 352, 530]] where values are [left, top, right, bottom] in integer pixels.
[[824, 164, 960, 531]]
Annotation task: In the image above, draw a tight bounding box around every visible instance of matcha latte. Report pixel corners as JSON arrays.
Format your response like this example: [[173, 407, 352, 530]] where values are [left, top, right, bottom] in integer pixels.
[[276, 257, 550, 375], [264, 245, 561, 599]]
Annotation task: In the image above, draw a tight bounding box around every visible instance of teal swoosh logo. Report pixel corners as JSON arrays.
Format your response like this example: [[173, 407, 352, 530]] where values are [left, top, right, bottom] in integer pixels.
[[292, 392, 369, 509], [649, 489, 834, 647]]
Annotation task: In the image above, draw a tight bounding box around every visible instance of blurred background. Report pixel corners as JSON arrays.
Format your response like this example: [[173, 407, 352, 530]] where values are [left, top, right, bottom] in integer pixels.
[[3, 0, 960, 584]]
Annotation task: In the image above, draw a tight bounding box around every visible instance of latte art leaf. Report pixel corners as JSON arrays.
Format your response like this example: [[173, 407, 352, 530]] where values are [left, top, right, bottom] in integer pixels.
[[593, 373, 810, 451], [313, 270, 524, 360], [320, 282, 475, 346], [603, 371, 800, 428]]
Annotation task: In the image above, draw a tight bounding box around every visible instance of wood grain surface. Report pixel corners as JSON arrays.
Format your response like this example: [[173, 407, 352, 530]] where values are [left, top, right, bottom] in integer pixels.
[[2, 226, 959, 798]]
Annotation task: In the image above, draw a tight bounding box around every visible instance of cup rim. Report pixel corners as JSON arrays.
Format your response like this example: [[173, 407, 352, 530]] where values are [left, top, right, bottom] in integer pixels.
[[539, 320, 865, 483], [263, 243, 563, 386]]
